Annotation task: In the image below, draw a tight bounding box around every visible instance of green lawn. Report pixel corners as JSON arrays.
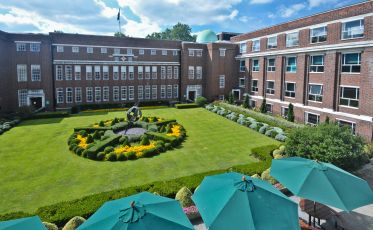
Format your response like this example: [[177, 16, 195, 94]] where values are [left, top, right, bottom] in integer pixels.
[[0, 108, 277, 214]]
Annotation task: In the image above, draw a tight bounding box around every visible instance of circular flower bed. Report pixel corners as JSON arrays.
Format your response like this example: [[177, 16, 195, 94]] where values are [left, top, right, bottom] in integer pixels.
[[67, 116, 186, 161]]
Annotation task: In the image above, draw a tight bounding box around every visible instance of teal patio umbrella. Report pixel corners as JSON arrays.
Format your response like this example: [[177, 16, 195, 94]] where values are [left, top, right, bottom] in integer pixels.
[[0, 216, 46, 230], [192, 172, 300, 230], [270, 157, 373, 211], [77, 191, 194, 230]]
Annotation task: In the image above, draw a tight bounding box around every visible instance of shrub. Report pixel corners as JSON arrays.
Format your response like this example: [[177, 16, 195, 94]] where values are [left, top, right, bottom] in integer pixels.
[[125, 151, 136, 160], [261, 168, 277, 185], [227, 92, 234, 104], [106, 152, 117, 161], [236, 117, 246, 125], [195, 96, 208, 107], [44, 222, 58, 230], [287, 104, 295, 122], [62, 216, 86, 230], [259, 126, 268, 134], [116, 153, 126, 161], [260, 99, 267, 113], [119, 136, 128, 145], [78, 130, 87, 137], [285, 123, 368, 171], [86, 135, 94, 144], [92, 131, 100, 140], [249, 122, 257, 130], [175, 187, 194, 207], [87, 151, 97, 160], [104, 146, 114, 154], [275, 133, 287, 142], [140, 135, 150, 145], [96, 152, 105, 161], [147, 125, 158, 132], [175, 103, 198, 109], [251, 174, 260, 179], [243, 94, 250, 109]]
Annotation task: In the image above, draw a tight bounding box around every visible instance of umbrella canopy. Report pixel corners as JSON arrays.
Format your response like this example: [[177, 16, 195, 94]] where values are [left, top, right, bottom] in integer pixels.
[[0, 216, 46, 230], [270, 157, 373, 211], [77, 191, 194, 230], [192, 172, 299, 230]]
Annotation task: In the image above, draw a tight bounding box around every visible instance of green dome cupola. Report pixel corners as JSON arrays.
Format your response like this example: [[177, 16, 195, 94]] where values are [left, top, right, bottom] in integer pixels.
[[196, 29, 218, 43]]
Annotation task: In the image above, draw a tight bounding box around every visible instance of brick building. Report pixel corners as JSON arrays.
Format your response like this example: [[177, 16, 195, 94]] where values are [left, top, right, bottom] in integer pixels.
[[0, 1, 372, 140]]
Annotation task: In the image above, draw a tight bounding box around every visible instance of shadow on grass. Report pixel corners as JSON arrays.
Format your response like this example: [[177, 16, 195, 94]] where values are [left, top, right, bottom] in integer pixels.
[[71, 111, 109, 117], [18, 118, 65, 126]]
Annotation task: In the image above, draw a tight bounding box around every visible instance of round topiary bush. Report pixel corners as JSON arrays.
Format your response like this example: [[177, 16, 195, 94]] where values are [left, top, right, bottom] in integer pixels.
[[106, 152, 117, 161], [62, 216, 86, 230], [43, 222, 58, 230], [117, 153, 127, 161], [96, 152, 105, 161], [261, 168, 277, 185], [175, 187, 194, 207]]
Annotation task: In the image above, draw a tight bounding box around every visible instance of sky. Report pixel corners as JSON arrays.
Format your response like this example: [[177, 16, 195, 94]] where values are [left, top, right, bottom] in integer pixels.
[[0, 0, 366, 38]]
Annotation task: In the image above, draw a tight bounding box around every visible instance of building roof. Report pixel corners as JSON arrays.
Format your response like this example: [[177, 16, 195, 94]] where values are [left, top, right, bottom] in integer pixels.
[[196, 30, 218, 43]]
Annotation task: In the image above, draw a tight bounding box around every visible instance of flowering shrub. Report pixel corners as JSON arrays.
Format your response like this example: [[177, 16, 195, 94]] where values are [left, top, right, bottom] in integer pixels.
[[76, 135, 88, 149], [166, 124, 182, 137], [183, 206, 200, 220]]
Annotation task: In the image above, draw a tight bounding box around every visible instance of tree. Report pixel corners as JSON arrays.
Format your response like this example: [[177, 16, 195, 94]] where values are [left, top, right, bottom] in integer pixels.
[[325, 116, 330, 124], [227, 92, 234, 104], [287, 103, 295, 122], [243, 94, 250, 109], [146, 23, 196, 42], [195, 96, 207, 107], [285, 123, 368, 171], [114, 32, 125, 37], [260, 99, 267, 113]]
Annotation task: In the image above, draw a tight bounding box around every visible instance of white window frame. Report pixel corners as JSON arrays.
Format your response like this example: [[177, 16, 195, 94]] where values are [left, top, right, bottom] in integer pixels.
[[151, 49, 156, 55], [167, 66, 172, 79], [267, 58, 276, 72], [173, 84, 178, 98], [161, 85, 166, 99], [196, 50, 202, 57], [339, 86, 359, 108], [139, 49, 145, 55], [113, 66, 119, 80], [252, 59, 259, 72], [128, 66, 134, 80], [128, 86, 134, 100], [57, 45, 64, 52], [161, 66, 166, 79], [30, 43, 40, 52], [284, 82, 296, 98], [31, 65, 41, 82], [101, 47, 107, 54], [94, 65, 101, 80], [286, 56, 297, 73], [267, 36, 277, 49], [66, 87, 73, 104], [86, 65, 92, 80], [341, 53, 361, 73], [103, 86, 109, 101], [152, 85, 158, 99], [56, 88, 64, 104], [219, 75, 225, 89], [95, 87, 101, 102], [145, 85, 151, 99], [113, 86, 119, 101], [86, 87, 93, 103], [219, 49, 226, 57], [251, 79, 258, 92], [188, 66, 195, 79], [121, 86, 127, 101], [152, 66, 157, 79], [121, 66, 126, 80], [87, 47, 93, 53], [196, 66, 202, 79], [310, 55, 324, 73], [337, 119, 356, 135], [305, 112, 320, 125], [138, 66, 144, 80], [266, 80, 275, 95], [72, 46, 79, 53], [102, 66, 109, 80], [17, 64, 27, 82], [173, 50, 178, 56], [310, 26, 327, 43], [342, 19, 364, 40], [16, 43, 27, 52], [240, 60, 246, 72], [173, 66, 179, 79], [167, 85, 172, 98], [286, 32, 299, 47], [75, 87, 82, 103], [74, 65, 81, 80], [252, 40, 260, 52], [188, 49, 194, 56], [240, 43, 247, 53], [239, 78, 245, 88], [162, 50, 167, 56], [308, 84, 323, 102], [138, 85, 144, 100]]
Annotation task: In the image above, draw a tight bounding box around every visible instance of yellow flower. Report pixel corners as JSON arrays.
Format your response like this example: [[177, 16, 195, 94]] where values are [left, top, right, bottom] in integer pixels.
[[114, 141, 156, 156], [166, 125, 182, 137], [76, 134, 88, 149]]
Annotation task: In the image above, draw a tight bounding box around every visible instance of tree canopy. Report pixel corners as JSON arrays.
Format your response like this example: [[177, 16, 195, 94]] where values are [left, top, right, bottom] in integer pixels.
[[114, 32, 126, 37], [146, 23, 196, 42]]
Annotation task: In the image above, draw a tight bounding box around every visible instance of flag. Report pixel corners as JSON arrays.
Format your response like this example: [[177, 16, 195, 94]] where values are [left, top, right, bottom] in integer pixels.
[[117, 8, 120, 21]]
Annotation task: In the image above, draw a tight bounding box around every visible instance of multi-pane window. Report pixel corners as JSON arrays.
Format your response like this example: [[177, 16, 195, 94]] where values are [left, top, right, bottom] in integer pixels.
[[138, 66, 144, 80], [240, 60, 246, 72], [138, 85, 144, 100], [95, 87, 101, 102], [305, 112, 320, 125], [267, 58, 275, 72], [103, 86, 109, 101], [152, 66, 157, 79], [86, 87, 93, 102], [340, 87, 359, 108], [173, 50, 178, 56], [151, 49, 156, 55], [167, 66, 172, 79], [57, 45, 64, 52], [286, 57, 297, 72], [30, 43, 40, 52], [310, 26, 327, 43], [121, 86, 127, 100], [285, 82, 296, 97], [56, 88, 64, 104], [16, 43, 27, 51], [65, 65, 72, 80], [252, 40, 260, 52], [342, 53, 361, 73], [219, 75, 225, 89], [66, 88, 73, 104], [167, 85, 172, 98], [286, 32, 299, 47], [152, 85, 158, 99], [196, 66, 202, 79], [72, 46, 79, 53], [161, 85, 166, 99], [128, 86, 134, 100], [188, 66, 195, 79], [94, 66, 101, 80], [281, 107, 289, 119], [87, 47, 93, 53], [127, 48, 133, 55], [113, 48, 120, 54], [239, 78, 245, 88], [128, 66, 134, 80], [310, 55, 324, 72], [139, 49, 144, 55], [145, 66, 151, 79], [56, 65, 63, 81], [173, 66, 179, 79], [113, 86, 119, 101], [101, 47, 107, 53], [338, 120, 356, 135], [75, 87, 82, 103], [252, 59, 259, 72], [173, 85, 178, 98], [251, 80, 258, 92], [188, 49, 194, 56], [342, 19, 364, 39], [86, 66, 92, 80], [31, 65, 41, 81], [308, 84, 323, 102], [161, 66, 166, 79], [145, 85, 151, 99], [267, 36, 277, 49], [196, 50, 202, 57], [219, 49, 226, 57], [74, 65, 81, 80], [266, 104, 273, 113], [266, 81, 275, 95], [162, 50, 167, 56], [102, 66, 109, 80], [121, 66, 126, 80], [17, 64, 27, 82], [240, 43, 247, 53], [113, 66, 119, 80]]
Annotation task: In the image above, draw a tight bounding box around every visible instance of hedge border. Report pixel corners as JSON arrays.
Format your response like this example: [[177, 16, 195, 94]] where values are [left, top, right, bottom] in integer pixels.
[[175, 103, 199, 109]]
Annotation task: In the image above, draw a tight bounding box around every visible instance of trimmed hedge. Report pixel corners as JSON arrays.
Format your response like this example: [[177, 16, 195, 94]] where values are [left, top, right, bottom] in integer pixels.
[[73, 127, 112, 132], [84, 135, 121, 156], [154, 119, 176, 126], [0, 144, 278, 226], [28, 112, 69, 120], [175, 103, 198, 109]]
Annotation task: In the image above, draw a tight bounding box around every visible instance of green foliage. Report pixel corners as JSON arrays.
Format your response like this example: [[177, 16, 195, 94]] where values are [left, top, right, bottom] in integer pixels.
[[285, 123, 368, 171], [146, 22, 196, 42], [114, 32, 125, 37], [261, 168, 277, 185], [140, 135, 150, 145], [62, 216, 86, 230], [28, 111, 69, 120], [287, 103, 295, 122], [104, 146, 114, 154], [78, 130, 87, 137], [195, 96, 208, 107], [106, 152, 117, 161], [92, 131, 100, 140], [125, 151, 136, 160], [227, 92, 234, 104], [325, 116, 330, 124], [175, 103, 198, 109], [44, 222, 58, 230], [175, 187, 194, 207], [98, 121, 105, 127], [260, 99, 267, 113], [243, 94, 250, 109], [86, 135, 94, 144], [117, 153, 127, 161], [96, 152, 105, 161]]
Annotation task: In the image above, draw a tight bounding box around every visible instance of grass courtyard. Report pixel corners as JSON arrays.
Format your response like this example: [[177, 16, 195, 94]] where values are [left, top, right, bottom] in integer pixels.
[[0, 107, 278, 215]]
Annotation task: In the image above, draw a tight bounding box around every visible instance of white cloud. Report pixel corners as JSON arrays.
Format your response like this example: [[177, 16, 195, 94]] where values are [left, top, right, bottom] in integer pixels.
[[94, 0, 118, 18], [249, 0, 273, 4], [308, 0, 338, 8], [279, 3, 306, 18]]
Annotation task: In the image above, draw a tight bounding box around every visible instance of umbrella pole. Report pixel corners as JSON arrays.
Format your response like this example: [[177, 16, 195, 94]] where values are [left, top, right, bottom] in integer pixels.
[[313, 201, 316, 227]]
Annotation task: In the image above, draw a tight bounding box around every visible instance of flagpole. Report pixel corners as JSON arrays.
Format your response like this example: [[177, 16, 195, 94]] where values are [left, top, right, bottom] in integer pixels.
[[117, 8, 121, 34]]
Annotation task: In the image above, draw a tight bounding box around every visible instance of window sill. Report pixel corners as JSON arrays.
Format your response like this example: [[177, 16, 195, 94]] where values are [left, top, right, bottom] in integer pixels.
[[308, 100, 323, 104], [339, 105, 359, 109], [341, 72, 361, 75], [341, 36, 364, 41], [310, 41, 327, 45], [309, 72, 324, 74], [284, 96, 296, 99]]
